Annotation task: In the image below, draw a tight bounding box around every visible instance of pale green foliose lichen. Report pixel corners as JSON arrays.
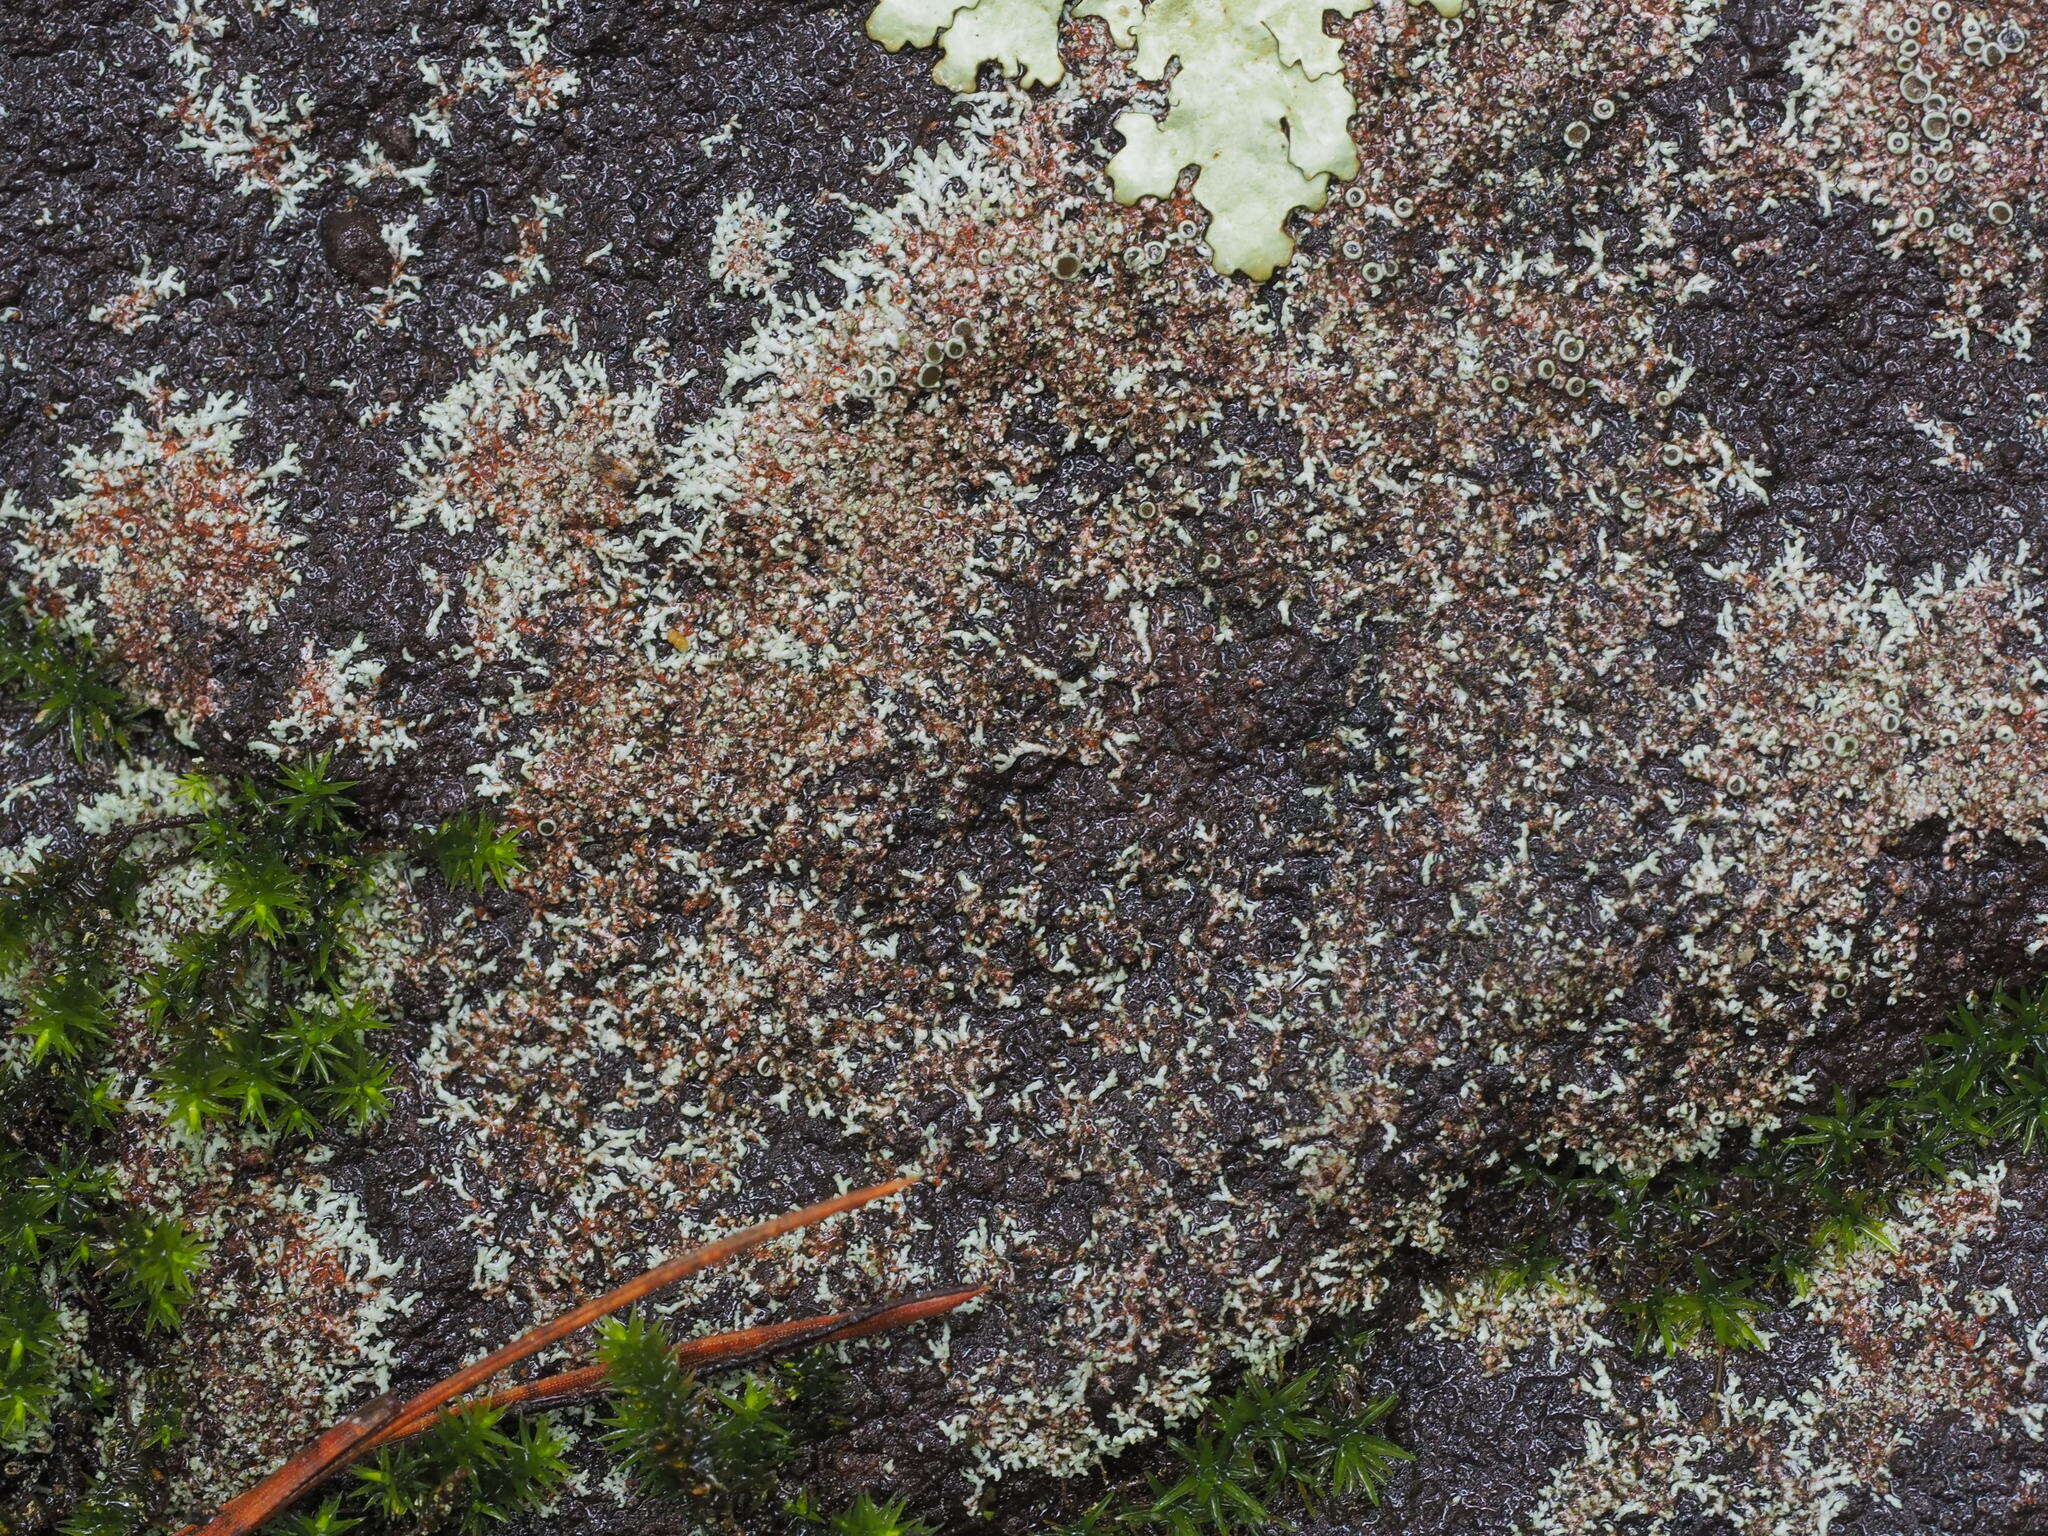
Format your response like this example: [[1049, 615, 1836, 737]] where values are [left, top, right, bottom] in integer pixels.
[[866, 0, 1422, 279], [867, 0, 1070, 90]]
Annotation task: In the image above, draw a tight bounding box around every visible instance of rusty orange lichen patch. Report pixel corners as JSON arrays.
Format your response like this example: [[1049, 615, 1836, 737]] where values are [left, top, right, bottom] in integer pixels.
[[282, 21, 2048, 1483], [263, 637, 415, 768], [8, 372, 298, 726], [342, 56, 2048, 1482]]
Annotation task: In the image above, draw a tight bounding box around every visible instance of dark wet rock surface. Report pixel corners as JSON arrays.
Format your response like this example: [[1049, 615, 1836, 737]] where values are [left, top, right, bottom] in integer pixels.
[[6, 1, 2048, 1533], [0, 0, 955, 815]]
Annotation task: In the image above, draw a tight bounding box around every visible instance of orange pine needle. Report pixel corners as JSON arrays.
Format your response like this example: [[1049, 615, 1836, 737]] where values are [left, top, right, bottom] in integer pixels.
[[367, 1282, 986, 1448], [179, 1393, 403, 1536], [179, 1174, 921, 1536]]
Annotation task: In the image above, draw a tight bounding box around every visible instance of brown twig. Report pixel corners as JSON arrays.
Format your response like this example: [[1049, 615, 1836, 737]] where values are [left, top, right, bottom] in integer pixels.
[[178, 1174, 920, 1536], [99, 813, 208, 848], [366, 1282, 987, 1447], [178, 1393, 404, 1536]]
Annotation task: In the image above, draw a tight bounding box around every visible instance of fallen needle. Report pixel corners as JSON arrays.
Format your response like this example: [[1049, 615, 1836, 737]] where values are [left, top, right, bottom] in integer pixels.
[[179, 1174, 936, 1536]]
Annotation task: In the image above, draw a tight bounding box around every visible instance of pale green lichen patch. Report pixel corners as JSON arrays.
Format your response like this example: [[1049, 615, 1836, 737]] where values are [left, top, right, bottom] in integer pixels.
[[1102, 0, 1374, 279], [868, 0, 1392, 278], [867, 0, 1069, 90]]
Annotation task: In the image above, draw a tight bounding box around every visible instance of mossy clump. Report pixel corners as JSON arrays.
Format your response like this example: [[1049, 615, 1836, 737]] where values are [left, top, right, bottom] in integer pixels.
[[591, 1312, 961, 1534], [0, 617, 526, 1531], [1052, 1334, 1411, 1535], [1488, 982, 2048, 1354], [789, 1491, 938, 1536], [314, 1405, 571, 1536], [418, 808, 527, 894], [0, 604, 133, 761], [599, 1311, 809, 1504], [143, 756, 396, 1139]]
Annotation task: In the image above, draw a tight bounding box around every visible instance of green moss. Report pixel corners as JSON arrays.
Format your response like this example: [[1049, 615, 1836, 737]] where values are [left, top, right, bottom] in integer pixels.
[[1048, 1335, 1410, 1535], [418, 809, 526, 894], [138, 760, 395, 1139], [1128, 1364, 1405, 1533], [346, 1405, 570, 1536], [1489, 981, 2048, 1354], [0, 757, 394, 1453], [0, 604, 132, 761], [0, 1148, 207, 1457], [597, 1310, 845, 1509], [0, 623, 519, 1520], [790, 1491, 938, 1536]]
